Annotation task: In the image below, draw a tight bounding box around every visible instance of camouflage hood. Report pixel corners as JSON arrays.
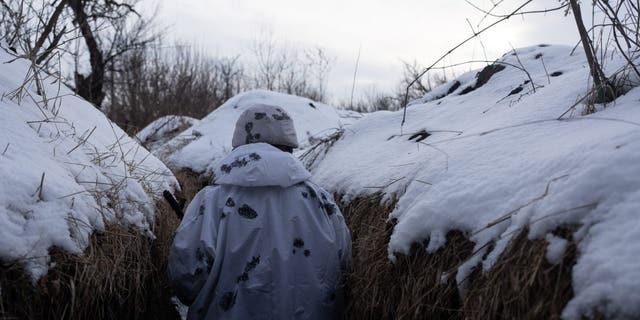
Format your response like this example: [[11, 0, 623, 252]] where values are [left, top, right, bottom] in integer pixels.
[[214, 143, 310, 188]]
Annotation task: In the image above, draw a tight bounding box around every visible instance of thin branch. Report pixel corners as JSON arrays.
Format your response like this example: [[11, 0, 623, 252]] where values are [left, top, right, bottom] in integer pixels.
[[540, 56, 551, 84], [30, 0, 66, 61], [349, 45, 361, 110], [401, 0, 534, 128], [67, 125, 97, 154], [464, 0, 568, 18], [509, 44, 536, 93], [472, 175, 569, 236]]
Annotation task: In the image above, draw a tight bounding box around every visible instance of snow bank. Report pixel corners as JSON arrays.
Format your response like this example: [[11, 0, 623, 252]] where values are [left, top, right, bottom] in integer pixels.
[[157, 89, 357, 174], [136, 115, 199, 153], [311, 45, 640, 319], [0, 49, 178, 279]]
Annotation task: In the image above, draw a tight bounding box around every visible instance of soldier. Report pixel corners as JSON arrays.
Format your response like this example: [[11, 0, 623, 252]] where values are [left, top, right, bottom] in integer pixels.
[[168, 104, 351, 319]]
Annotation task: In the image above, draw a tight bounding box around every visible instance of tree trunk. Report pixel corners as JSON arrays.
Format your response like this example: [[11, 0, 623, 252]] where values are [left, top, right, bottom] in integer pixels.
[[569, 0, 606, 88], [68, 0, 106, 107]]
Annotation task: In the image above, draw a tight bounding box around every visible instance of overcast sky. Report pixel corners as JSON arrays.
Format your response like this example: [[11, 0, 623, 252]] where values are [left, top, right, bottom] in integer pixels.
[[147, 0, 582, 103]]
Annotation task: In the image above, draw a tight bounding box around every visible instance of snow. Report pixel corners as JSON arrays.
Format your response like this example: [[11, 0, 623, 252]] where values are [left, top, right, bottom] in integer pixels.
[[156, 89, 356, 175], [0, 48, 178, 280], [136, 115, 199, 153], [310, 44, 640, 319], [545, 233, 568, 265]]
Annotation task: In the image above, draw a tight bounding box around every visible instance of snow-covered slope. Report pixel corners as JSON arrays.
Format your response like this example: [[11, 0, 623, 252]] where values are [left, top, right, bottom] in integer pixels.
[[157, 89, 357, 175], [311, 45, 640, 319], [136, 115, 199, 153], [0, 49, 178, 279]]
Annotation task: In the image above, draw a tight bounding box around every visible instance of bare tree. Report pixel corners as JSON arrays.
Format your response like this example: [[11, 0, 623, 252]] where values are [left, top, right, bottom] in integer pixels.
[[217, 55, 244, 102], [0, 0, 156, 108], [564, 0, 614, 103], [0, 0, 74, 63], [249, 31, 334, 102], [67, 0, 155, 107], [303, 46, 334, 101], [251, 31, 287, 91], [106, 41, 248, 132]]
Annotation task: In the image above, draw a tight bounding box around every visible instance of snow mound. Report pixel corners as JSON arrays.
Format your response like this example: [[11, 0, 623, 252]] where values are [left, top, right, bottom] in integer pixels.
[[157, 89, 355, 174], [136, 115, 199, 153], [311, 44, 640, 319], [0, 49, 178, 280]]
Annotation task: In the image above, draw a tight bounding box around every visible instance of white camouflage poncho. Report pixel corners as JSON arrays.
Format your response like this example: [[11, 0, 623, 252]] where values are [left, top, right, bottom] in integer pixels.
[[168, 143, 351, 319]]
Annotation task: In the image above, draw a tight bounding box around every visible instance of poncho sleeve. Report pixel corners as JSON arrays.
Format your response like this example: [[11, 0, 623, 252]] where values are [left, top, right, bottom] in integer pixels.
[[319, 189, 352, 273], [333, 205, 352, 272], [167, 187, 218, 305]]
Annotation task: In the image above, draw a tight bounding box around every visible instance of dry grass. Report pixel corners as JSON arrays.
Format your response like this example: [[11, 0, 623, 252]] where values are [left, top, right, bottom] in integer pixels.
[[173, 168, 211, 203], [0, 168, 208, 320], [337, 193, 578, 320], [339, 194, 474, 320], [0, 169, 579, 319], [463, 228, 576, 320], [0, 171, 210, 320], [0, 200, 181, 320]]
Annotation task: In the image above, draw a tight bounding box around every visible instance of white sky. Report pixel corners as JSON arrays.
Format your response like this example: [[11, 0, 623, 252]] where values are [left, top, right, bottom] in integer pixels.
[[147, 0, 582, 103]]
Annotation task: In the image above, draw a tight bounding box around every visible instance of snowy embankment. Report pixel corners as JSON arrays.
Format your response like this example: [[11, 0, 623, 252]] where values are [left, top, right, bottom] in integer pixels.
[[0, 49, 178, 279], [311, 45, 640, 319], [136, 115, 200, 153], [152, 89, 360, 175]]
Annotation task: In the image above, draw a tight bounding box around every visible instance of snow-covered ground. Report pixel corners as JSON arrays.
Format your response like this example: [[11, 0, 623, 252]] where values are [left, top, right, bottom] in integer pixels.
[[4, 37, 638, 318], [0, 48, 178, 280], [136, 115, 199, 153], [154, 89, 360, 175], [311, 45, 640, 319]]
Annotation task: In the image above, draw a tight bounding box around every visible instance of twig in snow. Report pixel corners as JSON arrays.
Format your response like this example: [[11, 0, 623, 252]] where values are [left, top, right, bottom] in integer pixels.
[[417, 141, 450, 172], [58, 190, 89, 199], [528, 202, 599, 227], [67, 126, 97, 155], [107, 120, 128, 178], [557, 91, 592, 119], [363, 177, 405, 189], [447, 201, 596, 285], [2, 143, 9, 156], [508, 44, 536, 93], [540, 56, 551, 84], [472, 174, 570, 236], [34, 172, 45, 201]]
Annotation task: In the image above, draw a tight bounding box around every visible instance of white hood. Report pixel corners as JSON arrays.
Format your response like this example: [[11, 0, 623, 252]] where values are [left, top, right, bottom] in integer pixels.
[[214, 143, 311, 188]]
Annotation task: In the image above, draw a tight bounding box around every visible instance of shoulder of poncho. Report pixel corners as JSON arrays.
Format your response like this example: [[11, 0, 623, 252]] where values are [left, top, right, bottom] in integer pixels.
[[214, 143, 311, 187]]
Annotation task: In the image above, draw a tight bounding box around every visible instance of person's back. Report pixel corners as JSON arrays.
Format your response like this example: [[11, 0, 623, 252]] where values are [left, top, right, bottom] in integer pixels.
[[167, 105, 351, 320]]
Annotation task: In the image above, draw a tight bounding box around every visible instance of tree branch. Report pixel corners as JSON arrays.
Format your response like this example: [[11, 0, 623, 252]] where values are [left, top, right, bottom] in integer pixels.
[[401, 0, 534, 128]]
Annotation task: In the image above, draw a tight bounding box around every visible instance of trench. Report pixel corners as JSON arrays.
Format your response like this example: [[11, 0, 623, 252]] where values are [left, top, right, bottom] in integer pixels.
[[0, 166, 577, 320], [167, 172, 577, 319]]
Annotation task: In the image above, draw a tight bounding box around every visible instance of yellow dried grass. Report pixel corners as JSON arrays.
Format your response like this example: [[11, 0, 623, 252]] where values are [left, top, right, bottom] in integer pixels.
[[463, 228, 576, 320], [337, 193, 577, 320], [339, 194, 474, 320], [0, 170, 207, 320]]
